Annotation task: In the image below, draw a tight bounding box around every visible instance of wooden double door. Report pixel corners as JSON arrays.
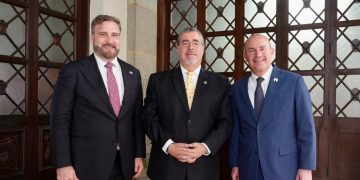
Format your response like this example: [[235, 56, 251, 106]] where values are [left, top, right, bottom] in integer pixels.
[[0, 0, 88, 179]]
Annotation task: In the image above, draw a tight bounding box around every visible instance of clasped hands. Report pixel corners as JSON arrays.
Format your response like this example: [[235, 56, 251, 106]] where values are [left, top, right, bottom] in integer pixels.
[[167, 142, 207, 163]]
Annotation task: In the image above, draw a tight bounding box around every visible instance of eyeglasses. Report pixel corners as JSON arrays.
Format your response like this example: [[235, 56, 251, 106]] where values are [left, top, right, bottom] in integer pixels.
[[179, 40, 203, 47]]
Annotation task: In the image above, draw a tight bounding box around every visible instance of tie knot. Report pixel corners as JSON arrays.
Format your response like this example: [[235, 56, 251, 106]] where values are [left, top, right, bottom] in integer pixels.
[[105, 62, 114, 69], [187, 71, 194, 77], [256, 77, 264, 86]]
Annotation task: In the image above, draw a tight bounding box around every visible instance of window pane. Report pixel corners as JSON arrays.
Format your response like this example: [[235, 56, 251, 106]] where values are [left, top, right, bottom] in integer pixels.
[[288, 0, 325, 25], [336, 75, 360, 118], [288, 29, 325, 71], [171, 0, 197, 36], [38, 14, 74, 63], [0, 62, 25, 115], [0, 2, 26, 58], [38, 67, 59, 115], [205, 36, 235, 72], [206, 0, 235, 32], [338, 0, 360, 21], [303, 75, 324, 117], [337, 26, 360, 70], [245, 0, 276, 29]]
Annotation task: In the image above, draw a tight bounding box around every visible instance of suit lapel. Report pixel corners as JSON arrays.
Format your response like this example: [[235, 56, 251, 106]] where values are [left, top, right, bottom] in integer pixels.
[[258, 66, 282, 128], [171, 68, 189, 113], [79, 54, 114, 116], [240, 75, 257, 128], [118, 59, 132, 120], [191, 69, 209, 112]]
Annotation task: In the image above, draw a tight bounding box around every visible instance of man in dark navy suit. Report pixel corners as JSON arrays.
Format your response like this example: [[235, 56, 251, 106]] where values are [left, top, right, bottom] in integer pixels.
[[51, 15, 145, 180]]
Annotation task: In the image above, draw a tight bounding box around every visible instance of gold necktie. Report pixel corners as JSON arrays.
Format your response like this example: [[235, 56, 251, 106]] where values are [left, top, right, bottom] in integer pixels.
[[185, 72, 195, 109]]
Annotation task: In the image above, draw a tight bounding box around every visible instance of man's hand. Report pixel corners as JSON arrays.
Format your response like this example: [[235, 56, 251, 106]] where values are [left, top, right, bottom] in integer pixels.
[[56, 166, 79, 180], [185, 142, 207, 163], [231, 167, 239, 180], [296, 169, 312, 180], [168, 143, 195, 162], [133, 157, 144, 178]]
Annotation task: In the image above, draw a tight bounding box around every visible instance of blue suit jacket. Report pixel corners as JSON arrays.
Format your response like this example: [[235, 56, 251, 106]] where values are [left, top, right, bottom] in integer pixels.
[[229, 66, 316, 180]]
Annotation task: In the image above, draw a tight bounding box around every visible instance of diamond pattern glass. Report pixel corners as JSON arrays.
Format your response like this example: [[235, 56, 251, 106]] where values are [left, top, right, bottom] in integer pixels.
[[303, 75, 324, 117], [0, 62, 25, 115], [205, 36, 235, 72], [171, 0, 197, 36], [336, 75, 360, 118], [206, 0, 235, 32], [39, 0, 75, 16], [244, 32, 276, 71], [338, 0, 360, 21], [337, 26, 360, 70], [288, 29, 324, 71], [38, 14, 74, 63], [0, 2, 26, 58], [170, 39, 180, 69], [245, 0, 276, 29], [288, 0, 325, 25], [38, 67, 59, 114]]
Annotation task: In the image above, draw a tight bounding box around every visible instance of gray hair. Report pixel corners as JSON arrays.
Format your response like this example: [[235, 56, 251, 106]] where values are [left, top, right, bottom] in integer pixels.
[[176, 27, 204, 46]]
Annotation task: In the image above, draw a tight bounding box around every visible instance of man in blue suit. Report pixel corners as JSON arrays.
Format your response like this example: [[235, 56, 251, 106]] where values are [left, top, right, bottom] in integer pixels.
[[229, 34, 316, 180]]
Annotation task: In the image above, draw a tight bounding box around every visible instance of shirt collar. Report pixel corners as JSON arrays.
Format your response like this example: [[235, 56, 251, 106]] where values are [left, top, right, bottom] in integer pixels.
[[250, 65, 273, 82], [180, 65, 201, 76], [94, 53, 120, 68]]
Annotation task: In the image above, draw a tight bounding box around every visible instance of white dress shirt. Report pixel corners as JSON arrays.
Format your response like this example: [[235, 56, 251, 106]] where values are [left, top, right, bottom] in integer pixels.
[[94, 53, 124, 105], [248, 65, 273, 108]]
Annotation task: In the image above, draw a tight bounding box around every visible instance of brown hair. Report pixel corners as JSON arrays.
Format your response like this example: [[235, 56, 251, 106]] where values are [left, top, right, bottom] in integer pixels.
[[91, 15, 121, 34]]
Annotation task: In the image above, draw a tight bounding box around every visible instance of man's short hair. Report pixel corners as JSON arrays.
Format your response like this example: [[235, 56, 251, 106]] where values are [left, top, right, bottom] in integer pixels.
[[91, 15, 121, 34]]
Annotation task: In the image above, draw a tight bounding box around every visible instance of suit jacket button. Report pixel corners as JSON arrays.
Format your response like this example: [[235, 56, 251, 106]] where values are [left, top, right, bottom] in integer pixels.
[[112, 141, 117, 146], [257, 130, 261, 134], [187, 120, 191, 124]]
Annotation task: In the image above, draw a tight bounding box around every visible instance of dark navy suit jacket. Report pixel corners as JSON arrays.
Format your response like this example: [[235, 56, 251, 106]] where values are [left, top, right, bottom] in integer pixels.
[[229, 66, 316, 180], [51, 54, 145, 180]]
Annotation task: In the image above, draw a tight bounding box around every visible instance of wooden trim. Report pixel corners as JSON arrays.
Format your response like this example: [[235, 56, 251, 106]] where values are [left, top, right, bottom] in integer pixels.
[[39, 7, 76, 21], [0, 0, 28, 8], [0, 55, 27, 64], [25, 0, 39, 178], [75, 0, 89, 59], [156, 0, 170, 71]]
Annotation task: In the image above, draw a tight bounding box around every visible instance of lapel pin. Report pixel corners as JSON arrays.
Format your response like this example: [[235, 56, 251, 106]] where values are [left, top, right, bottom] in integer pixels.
[[273, 77, 278, 82], [129, 71, 133, 75], [203, 81, 207, 85]]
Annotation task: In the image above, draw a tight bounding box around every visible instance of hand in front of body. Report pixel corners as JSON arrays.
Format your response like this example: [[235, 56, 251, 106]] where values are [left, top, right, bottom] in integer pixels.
[[56, 166, 79, 180], [296, 169, 312, 180]]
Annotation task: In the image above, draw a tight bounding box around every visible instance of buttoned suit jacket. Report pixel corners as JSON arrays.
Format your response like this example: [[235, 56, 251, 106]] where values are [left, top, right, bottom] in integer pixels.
[[143, 67, 232, 180], [229, 66, 316, 180], [51, 54, 145, 180]]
